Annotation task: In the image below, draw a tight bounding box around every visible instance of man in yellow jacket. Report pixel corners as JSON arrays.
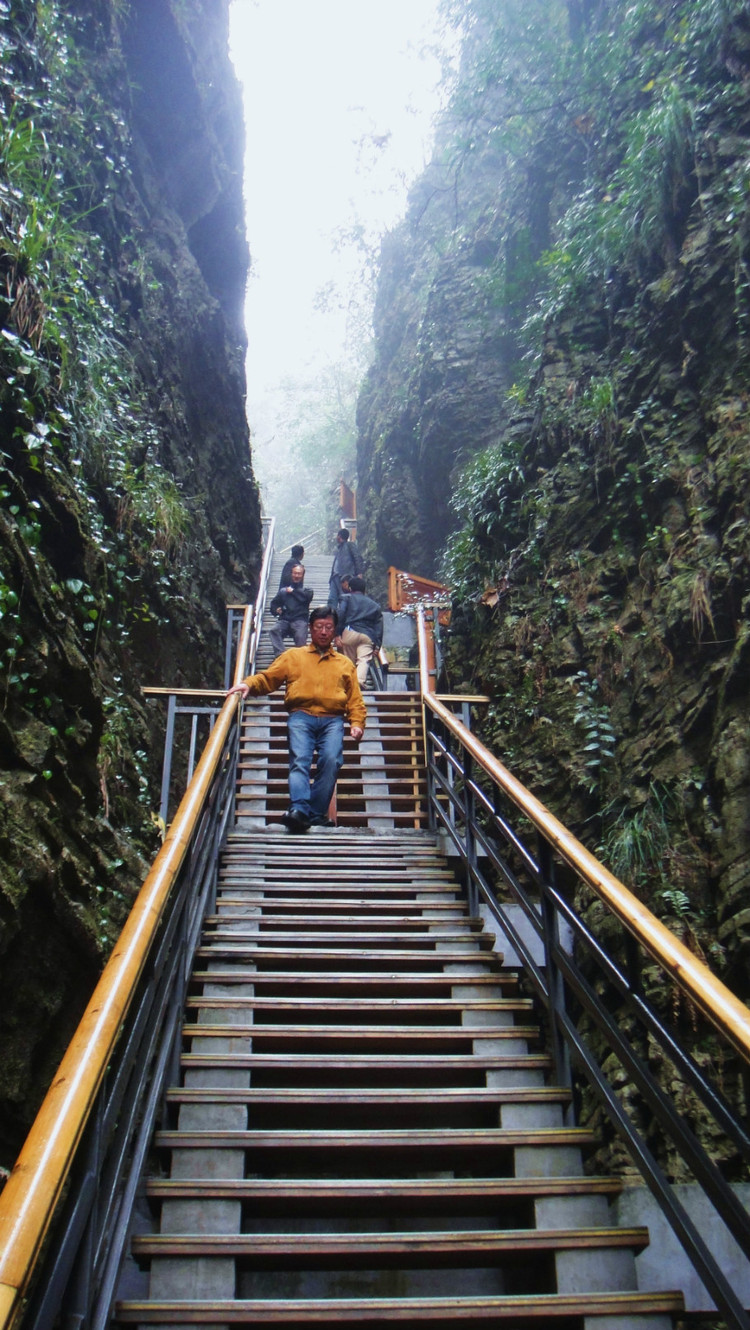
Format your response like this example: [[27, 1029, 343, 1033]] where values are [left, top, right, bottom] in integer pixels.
[[227, 605, 366, 833]]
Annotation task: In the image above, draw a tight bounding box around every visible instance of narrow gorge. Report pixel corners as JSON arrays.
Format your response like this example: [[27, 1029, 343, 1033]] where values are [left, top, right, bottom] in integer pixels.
[[2, 0, 750, 1189]]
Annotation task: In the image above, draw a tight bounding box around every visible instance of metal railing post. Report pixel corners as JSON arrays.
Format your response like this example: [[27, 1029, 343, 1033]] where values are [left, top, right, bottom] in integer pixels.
[[223, 608, 235, 690], [158, 693, 177, 829], [463, 741, 479, 916], [537, 833, 573, 1103], [424, 721, 437, 832], [187, 713, 199, 785]]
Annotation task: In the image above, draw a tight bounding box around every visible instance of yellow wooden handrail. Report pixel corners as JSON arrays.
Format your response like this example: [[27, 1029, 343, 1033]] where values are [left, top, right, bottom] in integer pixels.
[[420, 668, 750, 1066], [244, 518, 276, 678], [0, 681, 244, 1330], [233, 600, 255, 687]]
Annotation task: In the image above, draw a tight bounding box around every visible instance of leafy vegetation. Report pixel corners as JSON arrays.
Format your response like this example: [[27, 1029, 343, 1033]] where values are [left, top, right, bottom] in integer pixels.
[[355, 0, 750, 963], [0, 2, 197, 717], [427, 0, 750, 607], [442, 439, 526, 596], [0, 0, 261, 1160]]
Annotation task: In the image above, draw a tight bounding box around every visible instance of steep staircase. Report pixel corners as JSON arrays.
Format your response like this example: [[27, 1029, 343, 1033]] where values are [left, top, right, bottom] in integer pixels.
[[114, 550, 683, 1327], [119, 830, 681, 1327]]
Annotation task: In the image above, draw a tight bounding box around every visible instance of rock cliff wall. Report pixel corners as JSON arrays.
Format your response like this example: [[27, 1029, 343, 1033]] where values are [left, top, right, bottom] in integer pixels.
[[357, 0, 750, 998], [0, 0, 260, 1160]]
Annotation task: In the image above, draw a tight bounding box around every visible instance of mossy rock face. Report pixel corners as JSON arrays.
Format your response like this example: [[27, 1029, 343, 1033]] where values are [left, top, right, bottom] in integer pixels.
[[356, 4, 750, 1177], [0, 0, 262, 1162]]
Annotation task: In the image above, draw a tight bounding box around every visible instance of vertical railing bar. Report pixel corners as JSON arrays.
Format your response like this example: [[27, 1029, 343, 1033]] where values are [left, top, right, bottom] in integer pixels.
[[444, 720, 456, 835], [537, 833, 574, 1103], [158, 693, 177, 828], [223, 608, 234, 690], [463, 737, 478, 917], [624, 928, 642, 1000], [424, 718, 438, 833], [186, 713, 199, 785]]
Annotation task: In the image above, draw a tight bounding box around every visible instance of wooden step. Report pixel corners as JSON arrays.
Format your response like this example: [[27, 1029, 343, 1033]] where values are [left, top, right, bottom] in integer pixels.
[[154, 1127, 594, 1153], [117, 1290, 685, 1323], [206, 918, 483, 933], [179, 1052, 551, 1070], [215, 888, 460, 899], [217, 874, 457, 886], [218, 856, 453, 868], [188, 972, 519, 992], [221, 847, 442, 856], [199, 932, 494, 948], [184, 998, 529, 1014], [145, 1174, 622, 1211], [165, 1086, 567, 1106], [236, 779, 428, 792], [182, 1024, 538, 1042], [240, 766, 407, 778], [179, 1053, 553, 1089], [216, 886, 461, 897], [238, 721, 423, 733], [217, 866, 455, 877], [215, 897, 464, 909], [236, 776, 428, 787], [132, 1226, 650, 1263], [193, 948, 503, 967]]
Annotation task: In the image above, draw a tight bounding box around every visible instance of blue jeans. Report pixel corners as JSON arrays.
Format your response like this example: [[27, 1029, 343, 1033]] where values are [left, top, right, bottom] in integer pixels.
[[287, 711, 344, 820]]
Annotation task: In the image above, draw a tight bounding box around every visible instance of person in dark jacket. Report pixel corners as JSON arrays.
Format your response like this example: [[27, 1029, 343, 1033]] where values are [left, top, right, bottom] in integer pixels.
[[278, 543, 304, 589], [335, 576, 383, 685], [327, 528, 364, 607], [269, 563, 313, 656]]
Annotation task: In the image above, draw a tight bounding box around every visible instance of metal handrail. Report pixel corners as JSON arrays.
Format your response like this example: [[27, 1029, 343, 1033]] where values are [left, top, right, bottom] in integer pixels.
[[424, 686, 750, 1062], [416, 604, 750, 1328]]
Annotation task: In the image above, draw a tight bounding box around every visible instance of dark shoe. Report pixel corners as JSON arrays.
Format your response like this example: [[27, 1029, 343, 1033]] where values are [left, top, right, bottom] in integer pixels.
[[309, 815, 336, 827], [282, 808, 310, 834]]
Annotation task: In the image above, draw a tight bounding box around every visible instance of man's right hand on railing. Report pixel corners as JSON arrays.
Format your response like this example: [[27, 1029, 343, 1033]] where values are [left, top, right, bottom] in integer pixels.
[[227, 682, 250, 700]]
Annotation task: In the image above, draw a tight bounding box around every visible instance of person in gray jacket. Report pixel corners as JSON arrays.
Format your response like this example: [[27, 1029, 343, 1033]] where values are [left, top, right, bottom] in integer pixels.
[[269, 564, 313, 655], [327, 528, 364, 607], [335, 576, 383, 685]]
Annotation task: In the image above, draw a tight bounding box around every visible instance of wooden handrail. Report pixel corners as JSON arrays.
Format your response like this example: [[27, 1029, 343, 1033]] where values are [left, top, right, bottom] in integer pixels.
[[415, 604, 436, 694], [233, 604, 255, 688], [245, 518, 276, 677], [141, 687, 230, 698], [422, 681, 750, 1066], [0, 691, 242, 1330]]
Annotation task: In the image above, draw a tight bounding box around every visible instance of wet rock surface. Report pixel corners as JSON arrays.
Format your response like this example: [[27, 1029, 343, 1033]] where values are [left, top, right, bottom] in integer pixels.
[[0, 0, 261, 1159]]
